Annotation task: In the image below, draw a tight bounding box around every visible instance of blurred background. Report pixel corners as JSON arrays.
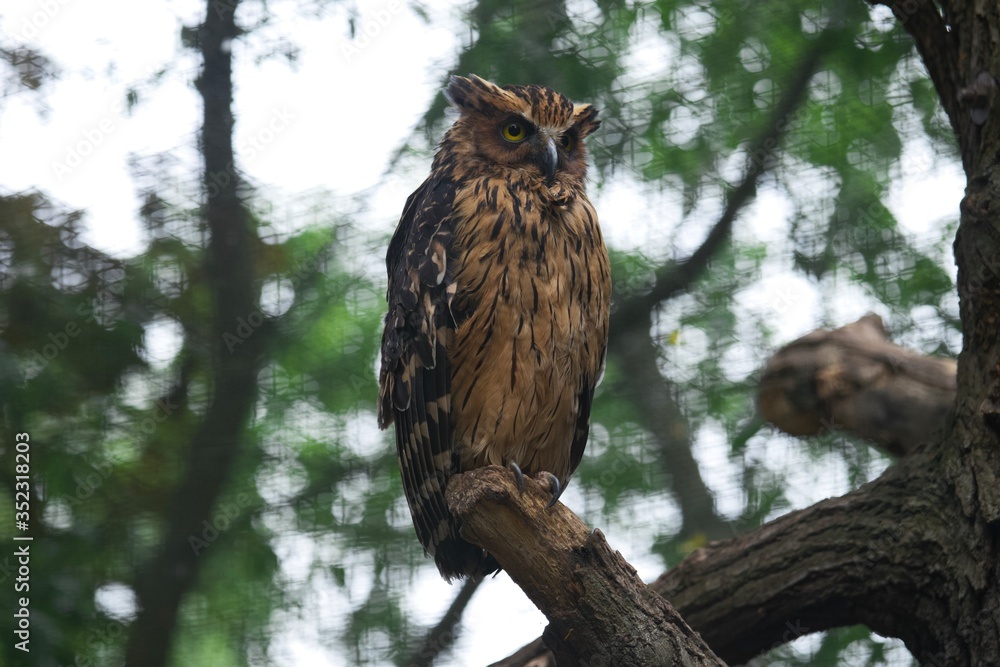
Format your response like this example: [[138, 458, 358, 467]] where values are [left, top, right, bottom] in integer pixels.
[[0, 0, 962, 665]]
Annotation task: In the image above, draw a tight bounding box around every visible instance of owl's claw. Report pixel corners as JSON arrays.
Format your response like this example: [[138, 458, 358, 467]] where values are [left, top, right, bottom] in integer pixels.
[[508, 463, 563, 508], [507, 461, 525, 493], [543, 472, 562, 508]]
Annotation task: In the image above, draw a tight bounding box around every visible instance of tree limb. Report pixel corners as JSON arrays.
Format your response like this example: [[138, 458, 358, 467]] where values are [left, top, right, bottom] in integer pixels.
[[647, 448, 968, 664], [610, 325, 731, 541], [404, 577, 482, 667], [872, 1, 967, 166], [125, 2, 263, 665], [489, 443, 973, 666], [610, 29, 831, 334], [447, 467, 726, 667], [758, 313, 956, 456], [489, 315, 961, 667]]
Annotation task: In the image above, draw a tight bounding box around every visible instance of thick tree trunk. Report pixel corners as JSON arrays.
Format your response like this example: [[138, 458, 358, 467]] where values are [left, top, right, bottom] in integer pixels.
[[907, 0, 1000, 663]]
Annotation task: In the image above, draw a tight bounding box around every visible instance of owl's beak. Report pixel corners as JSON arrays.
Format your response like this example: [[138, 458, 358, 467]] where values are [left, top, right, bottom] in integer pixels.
[[541, 137, 558, 185]]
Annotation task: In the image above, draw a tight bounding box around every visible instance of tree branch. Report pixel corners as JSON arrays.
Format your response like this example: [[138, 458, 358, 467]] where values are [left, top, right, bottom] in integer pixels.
[[125, 2, 263, 665], [648, 449, 967, 664], [404, 577, 482, 667], [610, 30, 831, 334], [490, 445, 972, 666], [758, 313, 956, 456], [873, 1, 967, 165], [610, 325, 731, 541], [490, 315, 961, 667], [447, 467, 725, 667]]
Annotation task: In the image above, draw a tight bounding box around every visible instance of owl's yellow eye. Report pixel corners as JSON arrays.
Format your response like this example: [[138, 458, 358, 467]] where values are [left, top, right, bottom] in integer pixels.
[[560, 133, 575, 152], [502, 122, 527, 142]]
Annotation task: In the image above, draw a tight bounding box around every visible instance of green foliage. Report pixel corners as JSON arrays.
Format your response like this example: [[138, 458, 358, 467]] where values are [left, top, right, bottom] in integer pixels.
[[0, 0, 963, 664]]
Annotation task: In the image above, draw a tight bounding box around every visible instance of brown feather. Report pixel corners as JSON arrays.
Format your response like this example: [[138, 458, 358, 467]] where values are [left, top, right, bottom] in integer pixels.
[[379, 75, 610, 580]]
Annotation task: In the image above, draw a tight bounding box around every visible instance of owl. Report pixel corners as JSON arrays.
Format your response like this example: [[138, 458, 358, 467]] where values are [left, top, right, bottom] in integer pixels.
[[378, 74, 610, 580]]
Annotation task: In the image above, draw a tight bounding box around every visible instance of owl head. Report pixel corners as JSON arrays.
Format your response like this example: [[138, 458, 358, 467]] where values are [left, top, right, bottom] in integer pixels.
[[443, 74, 600, 185]]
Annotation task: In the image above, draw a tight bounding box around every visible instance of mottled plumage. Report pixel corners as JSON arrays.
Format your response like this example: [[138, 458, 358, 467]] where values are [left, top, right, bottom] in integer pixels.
[[378, 74, 610, 580]]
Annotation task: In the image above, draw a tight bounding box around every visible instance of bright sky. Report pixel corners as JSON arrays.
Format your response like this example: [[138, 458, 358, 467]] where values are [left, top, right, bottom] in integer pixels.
[[1, 0, 963, 665]]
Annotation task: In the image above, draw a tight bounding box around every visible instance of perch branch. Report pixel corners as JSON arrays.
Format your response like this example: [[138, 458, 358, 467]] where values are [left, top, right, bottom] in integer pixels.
[[492, 315, 961, 666], [491, 446, 965, 665], [447, 467, 725, 667]]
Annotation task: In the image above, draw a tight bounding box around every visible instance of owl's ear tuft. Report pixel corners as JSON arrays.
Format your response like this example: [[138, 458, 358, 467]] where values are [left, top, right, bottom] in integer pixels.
[[444, 74, 498, 113], [443, 75, 469, 109], [573, 104, 601, 139]]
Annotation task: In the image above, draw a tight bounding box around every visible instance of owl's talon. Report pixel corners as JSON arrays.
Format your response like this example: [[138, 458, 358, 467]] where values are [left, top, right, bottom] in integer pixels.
[[543, 472, 563, 508], [507, 461, 525, 493]]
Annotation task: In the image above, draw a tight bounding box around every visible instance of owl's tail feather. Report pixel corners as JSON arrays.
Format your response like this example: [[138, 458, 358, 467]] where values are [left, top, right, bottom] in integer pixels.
[[433, 531, 500, 582]]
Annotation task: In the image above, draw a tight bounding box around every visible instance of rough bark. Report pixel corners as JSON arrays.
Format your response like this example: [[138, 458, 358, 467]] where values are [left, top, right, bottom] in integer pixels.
[[759, 313, 957, 456], [907, 0, 1000, 661], [649, 450, 976, 664], [486, 446, 977, 667], [447, 467, 725, 667]]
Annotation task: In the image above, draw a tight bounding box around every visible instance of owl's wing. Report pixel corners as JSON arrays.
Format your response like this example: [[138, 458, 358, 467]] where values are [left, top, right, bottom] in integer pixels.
[[378, 175, 490, 577], [568, 345, 606, 476]]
